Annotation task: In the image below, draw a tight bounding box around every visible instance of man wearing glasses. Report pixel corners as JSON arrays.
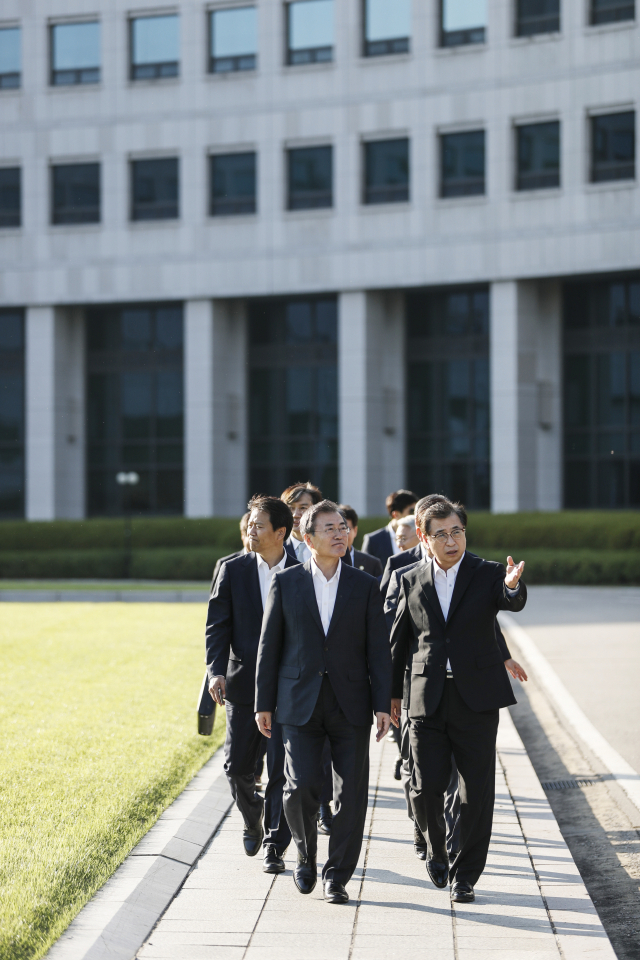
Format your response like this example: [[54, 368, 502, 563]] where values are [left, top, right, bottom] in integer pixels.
[[390, 497, 527, 905], [255, 501, 391, 905]]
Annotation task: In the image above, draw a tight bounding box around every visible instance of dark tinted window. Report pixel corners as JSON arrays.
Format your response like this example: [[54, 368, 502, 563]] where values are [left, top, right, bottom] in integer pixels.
[[516, 0, 560, 35], [0, 168, 21, 228], [516, 121, 560, 190], [364, 0, 411, 56], [0, 310, 24, 518], [52, 163, 100, 225], [210, 153, 256, 215], [209, 7, 257, 72], [406, 288, 490, 508], [51, 21, 100, 85], [591, 113, 635, 183], [364, 138, 409, 204], [131, 158, 179, 221], [131, 15, 179, 80], [441, 0, 486, 46], [288, 146, 332, 210], [287, 0, 333, 64], [591, 0, 635, 24], [563, 277, 640, 508], [0, 26, 21, 88], [86, 304, 183, 516], [248, 298, 338, 499], [441, 130, 485, 198]]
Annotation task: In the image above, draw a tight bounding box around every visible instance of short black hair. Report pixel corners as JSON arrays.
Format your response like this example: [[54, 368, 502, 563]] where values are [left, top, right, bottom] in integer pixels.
[[418, 497, 468, 536], [414, 494, 448, 532], [300, 500, 346, 538], [247, 495, 294, 540], [339, 504, 358, 527], [280, 481, 323, 506], [385, 489, 419, 516], [239, 511, 250, 536]]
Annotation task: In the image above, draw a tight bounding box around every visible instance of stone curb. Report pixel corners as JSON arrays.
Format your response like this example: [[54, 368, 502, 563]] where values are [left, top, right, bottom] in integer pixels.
[[498, 709, 617, 960], [46, 748, 233, 960]]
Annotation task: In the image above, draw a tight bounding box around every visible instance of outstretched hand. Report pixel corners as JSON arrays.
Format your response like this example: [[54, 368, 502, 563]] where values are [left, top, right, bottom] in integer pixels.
[[505, 556, 525, 589]]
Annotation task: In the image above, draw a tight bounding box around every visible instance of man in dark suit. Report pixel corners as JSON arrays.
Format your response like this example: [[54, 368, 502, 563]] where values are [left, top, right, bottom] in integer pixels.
[[361, 489, 418, 567], [255, 501, 392, 905], [390, 497, 527, 904], [209, 511, 250, 594], [281, 482, 323, 563], [206, 496, 299, 874], [340, 505, 383, 578]]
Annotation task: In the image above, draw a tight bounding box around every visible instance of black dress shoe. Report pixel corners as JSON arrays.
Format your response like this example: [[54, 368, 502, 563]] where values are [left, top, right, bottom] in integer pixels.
[[317, 803, 333, 835], [242, 811, 264, 857], [393, 757, 402, 781], [451, 880, 475, 903], [293, 856, 317, 894], [413, 823, 427, 861], [324, 880, 349, 904], [263, 844, 285, 874], [427, 859, 449, 889], [448, 849, 460, 863]]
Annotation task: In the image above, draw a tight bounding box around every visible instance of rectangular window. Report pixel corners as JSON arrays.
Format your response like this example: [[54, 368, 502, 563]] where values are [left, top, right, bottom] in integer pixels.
[[0, 26, 20, 88], [563, 277, 640, 508], [86, 304, 184, 516], [364, 138, 409, 204], [249, 297, 338, 500], [441, 0, 486, 46], [130, 15, 179, 80], [0, 168, 20, 227], [516, 0, 560, 35], [0, 309, 24, 518], [516, 121, 560, 190], [441, 130, 485, 197], [364, 0, 411, 56], [591, 112, 635, 183], [209, 6, 257, 73], [287, 146, 332, 209], [52, 163, 100, 224], [51, 21, 100, 85], [210, 152, 256, 215], [131, 158, 179, 221], [591, 0, 635, 25], [287, 0, 333, 65], [406, 288, 490, 509]]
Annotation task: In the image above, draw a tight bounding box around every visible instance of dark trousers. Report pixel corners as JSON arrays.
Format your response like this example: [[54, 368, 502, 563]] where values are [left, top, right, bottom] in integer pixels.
[[320, 738, 333, 805], [401, 707, 461, 855], [408, 679, 499, 886], [224, 700, 291, 854], [281, 676, 370, 885]]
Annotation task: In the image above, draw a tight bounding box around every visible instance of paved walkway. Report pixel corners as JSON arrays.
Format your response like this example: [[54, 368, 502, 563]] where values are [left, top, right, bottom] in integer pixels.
[[134, 711, 615, 960]]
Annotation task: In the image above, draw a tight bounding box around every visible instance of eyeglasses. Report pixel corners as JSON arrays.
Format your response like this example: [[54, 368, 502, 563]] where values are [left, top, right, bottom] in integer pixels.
[[427, 527, 466, 544], [318, 524, 349, 535]]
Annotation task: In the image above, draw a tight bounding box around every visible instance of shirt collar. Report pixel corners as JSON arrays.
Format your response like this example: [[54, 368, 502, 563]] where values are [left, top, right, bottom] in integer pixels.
[[256, 550, 287, 572], [432, 554, 463, 580], [311, 558, 341, 584], [386, 520, 396, 536]]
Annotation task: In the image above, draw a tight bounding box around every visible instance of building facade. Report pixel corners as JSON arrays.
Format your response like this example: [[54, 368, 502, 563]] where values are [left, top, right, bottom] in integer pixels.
[[0, 0, 638, 519]]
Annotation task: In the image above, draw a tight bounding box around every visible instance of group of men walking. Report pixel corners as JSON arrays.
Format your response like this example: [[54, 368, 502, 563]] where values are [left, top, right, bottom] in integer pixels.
[[205, 484, 528, 906]]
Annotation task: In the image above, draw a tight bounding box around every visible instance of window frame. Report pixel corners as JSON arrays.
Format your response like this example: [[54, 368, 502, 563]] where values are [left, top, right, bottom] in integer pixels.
[[129, 14, 180, 82], [439, 129, 486, 198], [514, 119, 561, 192], [286, 144, 333, 210], [590, 0, 636, 26], [440, 0, 486, 48], [51, 161, 101, 225], [285, 0, 334, 66], [130, 157, 180, 222], [362, 137, 410, 205], [49, 20, 101, 87], [0, 24, 21, 89], [362, 0, 411, 57], [0, 166, 21, 228], [208, 5, 257, 74], [209, 150, 257, 216], [514, 0, 561, 36], [590, 111, 636, 184]]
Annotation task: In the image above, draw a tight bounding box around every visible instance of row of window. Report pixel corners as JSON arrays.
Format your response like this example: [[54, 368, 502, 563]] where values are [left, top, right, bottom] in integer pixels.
[[0, 114, 634, 229], [0, 0, 636, 91]]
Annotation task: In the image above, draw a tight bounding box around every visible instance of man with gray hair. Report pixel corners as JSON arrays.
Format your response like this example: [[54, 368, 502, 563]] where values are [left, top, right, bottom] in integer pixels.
[[255, 500, 391, 905]]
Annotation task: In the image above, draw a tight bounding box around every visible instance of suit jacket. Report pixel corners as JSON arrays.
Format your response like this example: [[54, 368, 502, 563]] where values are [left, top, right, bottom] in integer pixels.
[[380, 544, 422, 594], [361, 526, 395, 566], [285, 535, 352, 565], [390, 551, 526, 717], [205, 551, 299, 704], [210, 550, 243, 595], [352, 548, 383, 579], [255, 560, 392, 727]]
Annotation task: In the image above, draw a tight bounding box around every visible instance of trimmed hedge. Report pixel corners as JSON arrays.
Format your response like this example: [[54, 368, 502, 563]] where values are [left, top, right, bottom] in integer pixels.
[[0, 547, 230, 581], [477, 548, 640, 586]]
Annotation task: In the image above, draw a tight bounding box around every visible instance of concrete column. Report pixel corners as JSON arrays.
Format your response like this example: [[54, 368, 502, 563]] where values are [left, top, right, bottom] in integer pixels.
[[184, 299, 248, 517], [338, 290, 405, 516], [490, 280, 562, 513], [25, 306, 85, 520]]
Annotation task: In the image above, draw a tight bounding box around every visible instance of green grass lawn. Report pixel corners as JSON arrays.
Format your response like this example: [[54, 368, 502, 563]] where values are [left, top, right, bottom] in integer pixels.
[[0, 604, 225, 960]]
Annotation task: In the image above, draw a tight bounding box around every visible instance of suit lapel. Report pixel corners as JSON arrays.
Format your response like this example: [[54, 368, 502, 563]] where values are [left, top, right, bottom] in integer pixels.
[[300, 562, 325, 635], [244, 553, 263, 618], [446, 552, 478, 623], [416, 561, 446, 629], [327, 563, 355, 637]]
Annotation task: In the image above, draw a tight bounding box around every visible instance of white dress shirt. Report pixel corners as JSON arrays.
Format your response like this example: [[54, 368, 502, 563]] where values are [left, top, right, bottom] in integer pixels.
[[387, 521, 401, 556], [293, 537, 312, 563], [256, 550, 287, 609], [432, 556, 463, 673], [311, 558, 341, 635]]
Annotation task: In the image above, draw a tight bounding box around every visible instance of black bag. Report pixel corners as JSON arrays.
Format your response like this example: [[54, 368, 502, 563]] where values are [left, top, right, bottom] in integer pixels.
[[197, 673, 216, 736]]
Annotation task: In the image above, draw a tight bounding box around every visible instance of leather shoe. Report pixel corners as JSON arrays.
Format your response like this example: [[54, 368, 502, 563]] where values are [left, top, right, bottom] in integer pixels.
[[293, 856, 317, 894], [393, 757, 402, 781], [427, 859, 449, 889], [413, 823, 427, 861], [317, 803, 333, 835], [263, 844, 285, 874], [324, 880, 349, 904], [451, 880, 475, 903], [242, 810, 264, 857]]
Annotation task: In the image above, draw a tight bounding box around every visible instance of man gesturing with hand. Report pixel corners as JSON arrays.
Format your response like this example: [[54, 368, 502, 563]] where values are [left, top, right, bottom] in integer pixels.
[[255, 501, 391, 905]]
